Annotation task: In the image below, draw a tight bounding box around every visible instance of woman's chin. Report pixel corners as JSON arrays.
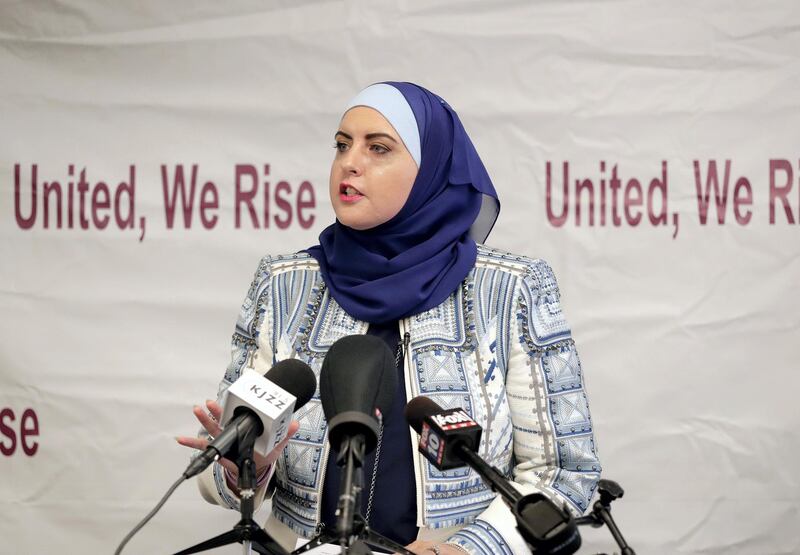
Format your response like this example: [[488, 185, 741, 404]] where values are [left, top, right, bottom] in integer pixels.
[[338, 219, 375, 231], [333, 208, 387, 231]]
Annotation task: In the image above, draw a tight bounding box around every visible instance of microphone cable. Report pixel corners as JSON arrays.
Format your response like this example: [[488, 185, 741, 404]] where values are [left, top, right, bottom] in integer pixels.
[[114, 474, 186, 555]]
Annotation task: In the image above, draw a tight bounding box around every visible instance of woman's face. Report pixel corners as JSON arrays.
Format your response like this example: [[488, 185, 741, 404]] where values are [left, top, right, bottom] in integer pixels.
[[329, 106, 418, 230]]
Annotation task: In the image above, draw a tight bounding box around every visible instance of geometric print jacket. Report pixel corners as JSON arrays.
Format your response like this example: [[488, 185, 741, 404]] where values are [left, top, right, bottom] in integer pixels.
[[197, 245, 601, 555]]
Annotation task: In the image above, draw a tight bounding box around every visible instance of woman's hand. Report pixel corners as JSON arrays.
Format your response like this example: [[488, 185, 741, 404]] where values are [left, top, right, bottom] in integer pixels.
[[402, 540, 466, 555], [176, 399, 299, 481]]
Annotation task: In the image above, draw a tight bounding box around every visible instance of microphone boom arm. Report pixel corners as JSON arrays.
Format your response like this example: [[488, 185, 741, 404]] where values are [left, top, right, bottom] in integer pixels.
[[455, 443, 522, 505], [455, 443, 581, 554]]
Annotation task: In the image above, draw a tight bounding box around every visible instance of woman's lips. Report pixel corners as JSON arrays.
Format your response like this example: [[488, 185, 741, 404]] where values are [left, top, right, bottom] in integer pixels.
[[339, 183, 364, 203]]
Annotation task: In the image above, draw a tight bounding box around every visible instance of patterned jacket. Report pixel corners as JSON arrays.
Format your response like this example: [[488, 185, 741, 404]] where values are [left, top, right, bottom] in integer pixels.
[[197, 245, 601, 555]]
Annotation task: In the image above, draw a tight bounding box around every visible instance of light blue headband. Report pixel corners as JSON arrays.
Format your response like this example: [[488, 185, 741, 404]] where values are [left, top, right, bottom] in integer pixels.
[[344, 83, 422, 167]]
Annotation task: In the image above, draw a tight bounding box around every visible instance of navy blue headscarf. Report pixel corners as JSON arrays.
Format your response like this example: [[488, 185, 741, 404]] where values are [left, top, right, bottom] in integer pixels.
[[306, 81, 500, 324]]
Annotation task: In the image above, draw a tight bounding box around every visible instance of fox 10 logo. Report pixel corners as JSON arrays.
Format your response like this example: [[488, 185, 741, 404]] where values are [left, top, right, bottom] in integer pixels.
[[419, 422, 445, 467]]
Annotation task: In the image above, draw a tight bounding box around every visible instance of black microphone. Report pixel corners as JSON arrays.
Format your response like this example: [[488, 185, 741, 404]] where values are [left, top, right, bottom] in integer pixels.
[[405, 396, 581, 555], [319, 334, 396, 453], [319, 334, 397, 542], [183, 358, 316, 479], [404, 396, 482, 470]]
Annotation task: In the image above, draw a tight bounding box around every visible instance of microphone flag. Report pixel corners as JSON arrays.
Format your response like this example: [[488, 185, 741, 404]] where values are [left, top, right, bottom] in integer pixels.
[[219, 368, 296, 457]]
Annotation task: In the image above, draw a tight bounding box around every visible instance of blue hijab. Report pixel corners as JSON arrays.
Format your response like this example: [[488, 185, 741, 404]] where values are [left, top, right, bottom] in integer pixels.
[[306, 81, 500, 324]]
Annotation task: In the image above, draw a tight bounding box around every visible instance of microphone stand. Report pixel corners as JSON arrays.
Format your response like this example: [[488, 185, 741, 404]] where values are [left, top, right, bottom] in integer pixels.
[[455, 443, 637, 555], [293, 434, 415, 555], [574, 479, 636, 555], [453, 445, 578, 554], [174, 422, 287, 555]]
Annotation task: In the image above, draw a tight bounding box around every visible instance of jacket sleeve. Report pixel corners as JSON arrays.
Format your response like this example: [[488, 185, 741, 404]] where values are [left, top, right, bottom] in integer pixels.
[[196, 256, 277, 511], [446, 259, 602, 555]]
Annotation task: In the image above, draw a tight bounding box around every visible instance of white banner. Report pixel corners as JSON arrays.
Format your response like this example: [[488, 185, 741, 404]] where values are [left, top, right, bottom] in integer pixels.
[[1, 1, 799, 553]]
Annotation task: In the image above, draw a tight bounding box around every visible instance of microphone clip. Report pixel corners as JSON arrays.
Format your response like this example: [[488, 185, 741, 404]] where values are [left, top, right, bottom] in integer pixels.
[[574, 479, 636, 555]]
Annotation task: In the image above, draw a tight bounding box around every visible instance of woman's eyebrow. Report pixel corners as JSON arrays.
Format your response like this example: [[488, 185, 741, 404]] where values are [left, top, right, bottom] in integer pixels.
[[335, 130, 398, 143], [364, 132, 398, 143]]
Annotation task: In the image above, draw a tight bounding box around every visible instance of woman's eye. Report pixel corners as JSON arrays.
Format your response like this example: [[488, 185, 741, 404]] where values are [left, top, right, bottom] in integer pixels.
[[370, 144, 389, 154], [333, 141, 349, 152]]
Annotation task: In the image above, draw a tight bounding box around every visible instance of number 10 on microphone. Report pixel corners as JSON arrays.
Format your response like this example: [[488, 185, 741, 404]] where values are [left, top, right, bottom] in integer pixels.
[[419, 422, 445, 467]]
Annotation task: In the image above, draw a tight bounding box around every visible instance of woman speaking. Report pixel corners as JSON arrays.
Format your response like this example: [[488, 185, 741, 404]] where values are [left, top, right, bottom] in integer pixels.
[[177, 82, 601, 555]]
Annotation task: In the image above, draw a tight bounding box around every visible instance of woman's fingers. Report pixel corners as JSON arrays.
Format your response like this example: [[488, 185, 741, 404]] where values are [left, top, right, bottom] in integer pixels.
[[286, 420, 300, 439], [175, 435, 207, 450], [260, 420, 301, 469], [178, 408, 301, 479], [193, 404, 223, 437], [403, 541, 463, 555], [401, 540, 434, 555], [175, 434, 238, 474], [274, 420, 300, 452], [402, 542, 461, 555], [205, 399, 223, 421], [216, 457, 239, 474]]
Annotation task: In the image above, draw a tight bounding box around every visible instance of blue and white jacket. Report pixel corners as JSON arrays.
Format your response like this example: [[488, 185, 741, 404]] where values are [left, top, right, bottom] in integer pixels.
[[198, 245, 601, 555]]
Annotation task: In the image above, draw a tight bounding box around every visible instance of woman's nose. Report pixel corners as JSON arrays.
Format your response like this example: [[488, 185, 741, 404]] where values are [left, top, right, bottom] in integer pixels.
[[340, 148, 363, 176]]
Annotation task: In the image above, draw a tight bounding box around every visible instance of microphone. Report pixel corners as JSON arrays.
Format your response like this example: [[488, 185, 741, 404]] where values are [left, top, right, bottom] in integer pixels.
[[183, 358, 316, 479], [319, 334, 397, 454], [319, 334, 397, 542], [405, 396, 581, 555], [404, 396, 482, 470]]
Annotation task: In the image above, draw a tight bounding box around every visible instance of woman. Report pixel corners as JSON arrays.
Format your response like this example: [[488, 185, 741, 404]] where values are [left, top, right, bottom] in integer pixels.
[[177, 82, 601, 555]]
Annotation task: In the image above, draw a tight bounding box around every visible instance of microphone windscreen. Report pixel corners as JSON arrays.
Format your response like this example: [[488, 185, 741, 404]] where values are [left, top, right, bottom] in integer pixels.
[[404, 395, 442, 434], [265, 358, 317, 411], [319, 335, 397, 451]]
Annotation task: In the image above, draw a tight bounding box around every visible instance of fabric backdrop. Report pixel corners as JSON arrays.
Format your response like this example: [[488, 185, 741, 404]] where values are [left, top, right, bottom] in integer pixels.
[[1, 1, 798, 553]]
